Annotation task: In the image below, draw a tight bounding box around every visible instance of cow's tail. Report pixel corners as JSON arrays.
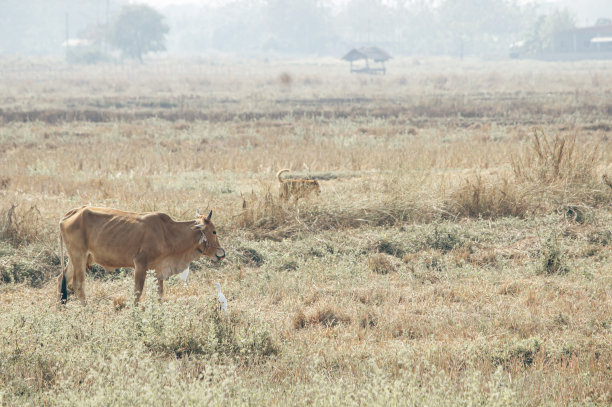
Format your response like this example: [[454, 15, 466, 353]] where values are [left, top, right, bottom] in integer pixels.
[[59, 232, 67, 304], [277, 169, 289, 183]]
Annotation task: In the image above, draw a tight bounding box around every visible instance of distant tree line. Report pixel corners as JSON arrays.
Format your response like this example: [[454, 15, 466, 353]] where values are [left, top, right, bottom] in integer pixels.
[[166, 0, 537, 58], [1, 0, 609, 60]]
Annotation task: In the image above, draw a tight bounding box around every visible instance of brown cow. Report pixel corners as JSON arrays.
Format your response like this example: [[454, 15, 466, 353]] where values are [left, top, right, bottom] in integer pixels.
[[58, 206, 225, 305]]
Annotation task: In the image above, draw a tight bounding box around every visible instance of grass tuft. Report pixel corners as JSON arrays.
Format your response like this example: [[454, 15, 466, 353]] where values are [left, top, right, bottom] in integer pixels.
[[368, 253, 397, 274], [294, 305, 352, 329], [538, 231, 569, 275], [235, 246, 265, 267]]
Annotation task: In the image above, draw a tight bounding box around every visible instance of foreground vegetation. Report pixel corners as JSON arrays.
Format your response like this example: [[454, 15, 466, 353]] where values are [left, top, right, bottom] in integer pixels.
[[0, 57, 611, 405]]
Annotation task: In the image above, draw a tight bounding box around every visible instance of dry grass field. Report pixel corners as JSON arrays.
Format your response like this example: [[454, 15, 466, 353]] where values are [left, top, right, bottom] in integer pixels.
[[1, 56, 611, 406]]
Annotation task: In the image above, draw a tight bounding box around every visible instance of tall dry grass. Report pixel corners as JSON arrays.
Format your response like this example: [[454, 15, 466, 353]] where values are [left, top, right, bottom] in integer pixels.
[[513, 128, 601, 186], [0, 122, 609, 243], [0, 202, 45, 247], [231, 128, 609, 235]]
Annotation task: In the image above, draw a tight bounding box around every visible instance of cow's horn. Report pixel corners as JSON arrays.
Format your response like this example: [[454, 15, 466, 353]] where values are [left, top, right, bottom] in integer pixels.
[[196, 208, 200, 217], [206, 210, 212, 222]]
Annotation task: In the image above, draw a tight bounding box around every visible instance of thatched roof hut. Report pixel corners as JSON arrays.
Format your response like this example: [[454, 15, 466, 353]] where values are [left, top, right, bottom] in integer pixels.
[[342, 47, 391, 74], [342, 47, 391, 62]]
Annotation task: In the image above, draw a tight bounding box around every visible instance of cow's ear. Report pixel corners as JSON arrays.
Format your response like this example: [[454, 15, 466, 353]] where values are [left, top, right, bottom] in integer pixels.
[[191, 222, 204, 230]]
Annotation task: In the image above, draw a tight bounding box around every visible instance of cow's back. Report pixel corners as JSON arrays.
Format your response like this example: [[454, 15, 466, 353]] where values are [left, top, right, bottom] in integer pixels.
[[61, 206, 149, 268]]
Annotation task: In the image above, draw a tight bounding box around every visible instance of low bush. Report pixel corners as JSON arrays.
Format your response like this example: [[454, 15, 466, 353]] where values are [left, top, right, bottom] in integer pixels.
[[538, 232, 569, 275]]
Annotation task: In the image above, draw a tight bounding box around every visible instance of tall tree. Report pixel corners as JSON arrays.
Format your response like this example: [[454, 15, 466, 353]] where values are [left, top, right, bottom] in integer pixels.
[[524, 8, 575, 54], [109, 4, 169, 62]]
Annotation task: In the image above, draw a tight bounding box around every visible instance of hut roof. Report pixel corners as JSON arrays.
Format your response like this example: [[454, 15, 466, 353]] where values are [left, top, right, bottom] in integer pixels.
[[342, 46, 391, 62]]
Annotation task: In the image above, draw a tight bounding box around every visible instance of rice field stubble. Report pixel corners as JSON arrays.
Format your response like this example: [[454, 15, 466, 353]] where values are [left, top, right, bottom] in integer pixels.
[[0, 57, 611, 406]]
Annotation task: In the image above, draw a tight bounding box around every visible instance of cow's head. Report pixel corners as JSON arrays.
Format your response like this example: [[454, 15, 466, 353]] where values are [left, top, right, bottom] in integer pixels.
[[192, 209, 225, 261]]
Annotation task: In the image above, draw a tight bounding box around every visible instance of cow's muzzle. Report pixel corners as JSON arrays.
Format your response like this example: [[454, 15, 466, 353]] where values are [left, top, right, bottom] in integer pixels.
[[214, 248, 226, 261]]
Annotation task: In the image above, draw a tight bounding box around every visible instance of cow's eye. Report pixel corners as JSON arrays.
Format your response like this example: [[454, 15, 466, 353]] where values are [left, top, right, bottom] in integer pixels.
[[213, 231, 216, 234]]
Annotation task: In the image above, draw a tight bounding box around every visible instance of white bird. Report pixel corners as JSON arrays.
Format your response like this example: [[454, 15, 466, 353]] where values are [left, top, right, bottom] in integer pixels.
[[216, 282, 228, 312], [180, 266, 190, 282]]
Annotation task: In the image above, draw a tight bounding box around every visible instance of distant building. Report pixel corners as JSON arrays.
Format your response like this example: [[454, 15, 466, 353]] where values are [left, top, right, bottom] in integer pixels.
[[342, 47, 391, 75], [511, 23, 612, 60], [553, 24, 612, 54]]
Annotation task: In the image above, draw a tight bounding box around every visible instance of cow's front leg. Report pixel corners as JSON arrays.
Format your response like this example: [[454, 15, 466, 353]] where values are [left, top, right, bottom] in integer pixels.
[[133, 263, 147, 305]]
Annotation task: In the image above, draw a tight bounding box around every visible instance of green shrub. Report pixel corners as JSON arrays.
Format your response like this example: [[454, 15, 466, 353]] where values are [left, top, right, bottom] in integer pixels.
[[538, 232, 569, 275], [375, 238, 405, 257], [492, 337, 542, 368], [424, 224, 468, 253]]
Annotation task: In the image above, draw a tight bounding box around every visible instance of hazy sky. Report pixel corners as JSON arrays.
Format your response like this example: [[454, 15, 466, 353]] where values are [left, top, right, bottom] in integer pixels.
[[136, 0, 610, 26], [137, 0, 226, 6], [138, 0, 557, 6]]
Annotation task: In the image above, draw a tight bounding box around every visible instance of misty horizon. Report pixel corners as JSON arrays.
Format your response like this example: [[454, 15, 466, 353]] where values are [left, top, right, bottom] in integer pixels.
[[1, 0, 612, 59]]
